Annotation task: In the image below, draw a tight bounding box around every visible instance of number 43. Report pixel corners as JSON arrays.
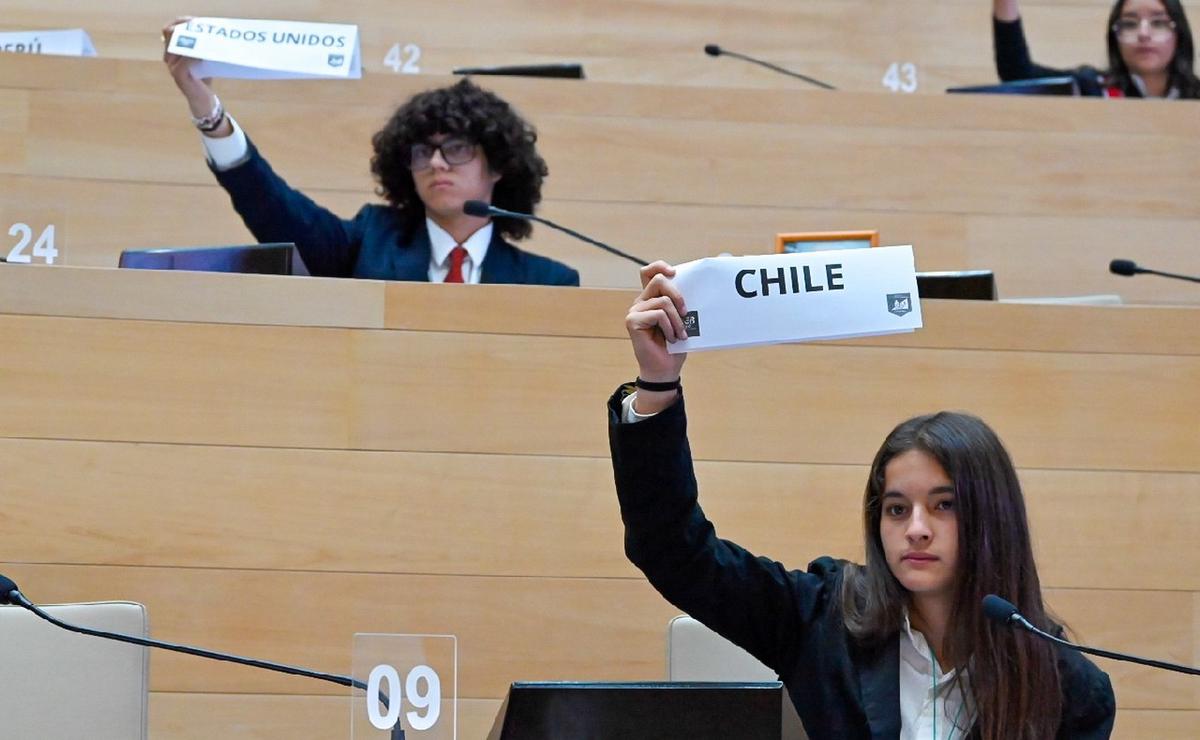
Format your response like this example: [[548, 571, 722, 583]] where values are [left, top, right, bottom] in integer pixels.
[[882, 62, 918, 93], [6, 224, 58, 265]]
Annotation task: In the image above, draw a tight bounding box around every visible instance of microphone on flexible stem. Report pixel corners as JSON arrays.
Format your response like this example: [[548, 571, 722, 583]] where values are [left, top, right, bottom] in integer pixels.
[[463, 200, 648, 266], [0, 574, 407, 739], [703, 44, 836, 90], [982, 594, 1200, 676], [1109, 258, 1200, 284]]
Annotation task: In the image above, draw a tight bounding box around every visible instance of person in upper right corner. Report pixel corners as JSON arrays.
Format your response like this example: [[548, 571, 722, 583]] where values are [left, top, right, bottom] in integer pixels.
[[993, 0, 1200, 98]]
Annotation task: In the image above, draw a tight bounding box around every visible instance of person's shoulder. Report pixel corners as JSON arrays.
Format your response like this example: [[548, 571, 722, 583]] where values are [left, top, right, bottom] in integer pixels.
[[806, 555, 853, 581], [501, 239, 581, 286], [1055, 645, 1116, 732]]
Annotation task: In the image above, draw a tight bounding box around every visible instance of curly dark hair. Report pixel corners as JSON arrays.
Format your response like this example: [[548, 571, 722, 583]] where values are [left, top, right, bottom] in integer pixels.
[[370, 78, 548, 241]]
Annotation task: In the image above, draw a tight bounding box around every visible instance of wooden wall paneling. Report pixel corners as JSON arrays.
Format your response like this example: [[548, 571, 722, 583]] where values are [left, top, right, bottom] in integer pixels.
[[1, 437, 1196, 589], [12, 87, 1200, 221], [4, 1, 1188, 93], [149, 693, 504, 740], [1, 304, 1197, 469]]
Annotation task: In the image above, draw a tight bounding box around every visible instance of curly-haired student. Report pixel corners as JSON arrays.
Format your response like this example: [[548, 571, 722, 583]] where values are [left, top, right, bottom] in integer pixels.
[[163, 20, 578, 285]]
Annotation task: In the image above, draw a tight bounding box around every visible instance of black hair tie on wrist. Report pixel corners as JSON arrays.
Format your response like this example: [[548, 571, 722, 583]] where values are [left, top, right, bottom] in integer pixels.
[[635, 377, 682, 392]]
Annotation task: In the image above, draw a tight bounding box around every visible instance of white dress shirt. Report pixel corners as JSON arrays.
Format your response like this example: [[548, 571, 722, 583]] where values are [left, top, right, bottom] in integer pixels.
[[199, 119, 494, 283], [425, 218, 492, 284], [898, 611, 974, 740]]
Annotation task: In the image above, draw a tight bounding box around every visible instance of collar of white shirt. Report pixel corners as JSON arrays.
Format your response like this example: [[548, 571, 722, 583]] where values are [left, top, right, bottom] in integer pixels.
[[897, 610, 975, 740], [427, 218, 493, 284]]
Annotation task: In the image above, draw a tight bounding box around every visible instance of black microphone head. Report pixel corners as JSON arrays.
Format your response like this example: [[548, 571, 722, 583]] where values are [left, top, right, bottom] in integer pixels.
[[1109, 259, 1139, 277], [462, 200, 493, 218], [982, 594, 1019, 625], [704, 44, 722, 57], [0, 574, 21, 605]]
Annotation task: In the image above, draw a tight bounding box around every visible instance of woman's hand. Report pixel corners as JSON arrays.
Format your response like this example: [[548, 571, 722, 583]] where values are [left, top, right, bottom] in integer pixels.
[[625, 261, 688, 413], [993, 0, 1020, 22]]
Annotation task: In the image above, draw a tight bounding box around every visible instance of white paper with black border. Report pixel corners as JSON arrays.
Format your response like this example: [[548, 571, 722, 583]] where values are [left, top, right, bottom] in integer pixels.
[[666, 245, 922, 353], [168, 17, 361, 80]]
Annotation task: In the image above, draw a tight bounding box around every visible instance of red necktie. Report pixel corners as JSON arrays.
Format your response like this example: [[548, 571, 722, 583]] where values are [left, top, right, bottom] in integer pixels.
[[444, 245, 467, 283]]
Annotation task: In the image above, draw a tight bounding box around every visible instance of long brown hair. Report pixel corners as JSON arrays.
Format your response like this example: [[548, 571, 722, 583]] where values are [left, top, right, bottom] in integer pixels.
[[840, 411, 1062, 739]]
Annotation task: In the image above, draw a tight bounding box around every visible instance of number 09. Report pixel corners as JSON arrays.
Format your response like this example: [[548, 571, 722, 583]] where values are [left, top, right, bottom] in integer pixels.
[[366, 664, 441, 731]]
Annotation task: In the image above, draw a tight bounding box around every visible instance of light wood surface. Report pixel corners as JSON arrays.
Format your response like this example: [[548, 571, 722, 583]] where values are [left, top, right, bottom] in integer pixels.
[[147, 691, 1198, 740], [4, 0, 1199, 94], [2, 54, 1200, 301], [1, 308, 1196, 470], [1, 438, 1196, 591], [150, 693, 504, 740]]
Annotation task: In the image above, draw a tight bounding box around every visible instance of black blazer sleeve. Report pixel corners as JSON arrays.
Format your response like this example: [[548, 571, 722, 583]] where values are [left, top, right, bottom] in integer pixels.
[[210, 138, 364, 277], [993, 16, 1071, 82], [608, 386, 838, 673]]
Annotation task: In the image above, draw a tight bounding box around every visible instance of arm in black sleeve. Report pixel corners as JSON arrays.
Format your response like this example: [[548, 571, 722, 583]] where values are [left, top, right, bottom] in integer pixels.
[[608, 386, 838, 673], [210, 137, 363, 277], [994, 16, 1071, 81]]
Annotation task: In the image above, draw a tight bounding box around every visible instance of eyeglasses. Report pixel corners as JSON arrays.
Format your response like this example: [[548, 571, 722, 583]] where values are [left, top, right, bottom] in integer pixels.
[[408, 138, 478, 171], [1112, 16, 1176, 42]]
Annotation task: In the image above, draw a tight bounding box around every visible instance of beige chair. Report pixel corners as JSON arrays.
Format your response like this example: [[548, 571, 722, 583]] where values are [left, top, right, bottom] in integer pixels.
[[0, 601, 150, 740], [667, 615, 808, 740]]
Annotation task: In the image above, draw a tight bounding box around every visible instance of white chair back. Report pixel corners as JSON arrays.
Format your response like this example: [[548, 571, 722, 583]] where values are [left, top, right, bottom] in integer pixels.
[[0, 601, 150, 740], [667, 615, 808, 740]]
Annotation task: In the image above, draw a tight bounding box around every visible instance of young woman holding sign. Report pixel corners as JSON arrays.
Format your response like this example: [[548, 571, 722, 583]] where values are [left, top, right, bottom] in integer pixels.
[[608, 261, 1115, 739], [993, 0, 1200, 98], [160, 18, 577, 286]]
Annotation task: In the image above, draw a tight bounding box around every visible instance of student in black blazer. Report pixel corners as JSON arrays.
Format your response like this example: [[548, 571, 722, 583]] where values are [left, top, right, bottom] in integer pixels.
[[162, 21, 578, 286], [609, 262, 1116, 739]]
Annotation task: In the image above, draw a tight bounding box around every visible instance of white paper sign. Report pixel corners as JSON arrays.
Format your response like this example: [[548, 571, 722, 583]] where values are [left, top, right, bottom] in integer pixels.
[[168, 17, 361, 80], [667, 245, 923, 353], [0, 29, 96, 57]]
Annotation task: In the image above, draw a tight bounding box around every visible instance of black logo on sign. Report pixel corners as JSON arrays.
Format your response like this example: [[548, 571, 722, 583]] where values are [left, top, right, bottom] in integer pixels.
[[886, 293, 912, 317], [177, 36, 197, 49], [683, 311, 701, 337], [328, 53, 345, 67]]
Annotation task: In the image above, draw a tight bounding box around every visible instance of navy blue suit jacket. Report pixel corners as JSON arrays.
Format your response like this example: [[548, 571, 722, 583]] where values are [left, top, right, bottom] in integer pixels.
[[608, 387, 1116, 740], [210, 140, 580, 286]]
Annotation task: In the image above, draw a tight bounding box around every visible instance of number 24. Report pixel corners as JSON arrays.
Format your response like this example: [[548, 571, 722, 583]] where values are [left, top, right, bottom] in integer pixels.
[[6, 224, 58, 265]]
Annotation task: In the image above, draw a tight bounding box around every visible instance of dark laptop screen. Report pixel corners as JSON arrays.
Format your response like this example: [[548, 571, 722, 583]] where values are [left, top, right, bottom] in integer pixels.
[[117, 243, 308, 276]]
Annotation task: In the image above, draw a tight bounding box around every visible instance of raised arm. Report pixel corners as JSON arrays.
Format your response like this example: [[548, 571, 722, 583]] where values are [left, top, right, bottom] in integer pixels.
[[609, 262, 839, 672], [162, 17, 232, 139], [990, 0, 1071, 81], [161, 18, 361, 276]]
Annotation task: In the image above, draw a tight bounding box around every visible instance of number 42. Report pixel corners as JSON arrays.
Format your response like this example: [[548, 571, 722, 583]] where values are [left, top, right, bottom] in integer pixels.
[[384, 43, 422, 74]]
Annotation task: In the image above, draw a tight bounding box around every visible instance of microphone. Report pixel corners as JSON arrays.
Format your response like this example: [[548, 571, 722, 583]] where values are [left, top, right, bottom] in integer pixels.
[[983, 594, 1200, 676], [703, 44, 836, 90], [463, 200, 648, 266], [0, 574, 406, 738], [1109, 258, 1200, 283]]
